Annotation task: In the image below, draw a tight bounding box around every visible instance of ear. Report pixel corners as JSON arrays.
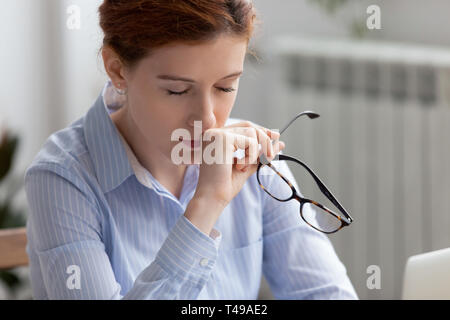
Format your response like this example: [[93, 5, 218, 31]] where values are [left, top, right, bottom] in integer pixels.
[[101, 46, 128, 90]]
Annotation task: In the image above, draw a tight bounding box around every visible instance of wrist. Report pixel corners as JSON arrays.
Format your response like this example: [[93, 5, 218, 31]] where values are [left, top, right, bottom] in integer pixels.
[[192, 190, 230, 210], [184, 195, 227, 236]]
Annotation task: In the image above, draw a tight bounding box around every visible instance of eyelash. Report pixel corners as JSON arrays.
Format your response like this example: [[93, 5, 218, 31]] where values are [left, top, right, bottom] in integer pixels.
[[167, 87, 236, 96]]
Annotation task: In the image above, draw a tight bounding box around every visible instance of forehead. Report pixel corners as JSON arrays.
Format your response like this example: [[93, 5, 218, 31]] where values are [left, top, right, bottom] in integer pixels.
[[134, 35, 248, 79]]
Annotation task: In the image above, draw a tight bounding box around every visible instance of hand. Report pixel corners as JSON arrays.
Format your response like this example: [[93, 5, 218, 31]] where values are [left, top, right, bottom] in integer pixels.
[[193, 120, 285, 207]]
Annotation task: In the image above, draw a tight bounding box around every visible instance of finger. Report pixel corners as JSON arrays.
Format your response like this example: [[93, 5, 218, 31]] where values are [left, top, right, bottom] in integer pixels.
[[225, 121, 280, 141], [242, 132, 281, 174], [267, 129, 280, 141], [226, 126, 258, 141], [225, 128, 258, 169], [223, 120, 255, 129], [254, 126, 274, 159], [269, 140, 285, 162], [203, 129, 259, 167], [230, 133, 259, 170], [254, 125, 280, 142], [226, 125, 274, 159]]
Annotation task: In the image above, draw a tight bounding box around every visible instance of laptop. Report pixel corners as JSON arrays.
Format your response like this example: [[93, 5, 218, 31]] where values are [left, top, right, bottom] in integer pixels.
[[402, 247, 450, 299]]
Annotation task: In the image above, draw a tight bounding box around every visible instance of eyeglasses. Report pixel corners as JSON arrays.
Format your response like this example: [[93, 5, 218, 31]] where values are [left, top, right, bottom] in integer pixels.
[[257, 111, 354, 234]]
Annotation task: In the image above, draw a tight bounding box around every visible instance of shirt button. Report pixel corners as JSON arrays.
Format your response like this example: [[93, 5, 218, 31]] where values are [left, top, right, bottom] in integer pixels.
[[199, 258, 209, 267]]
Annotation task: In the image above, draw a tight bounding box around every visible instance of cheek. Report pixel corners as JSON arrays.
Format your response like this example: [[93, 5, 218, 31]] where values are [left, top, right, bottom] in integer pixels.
[[127, 83, 186, 152], [128, 99, 169, 141], [215, 99, 235, 125]]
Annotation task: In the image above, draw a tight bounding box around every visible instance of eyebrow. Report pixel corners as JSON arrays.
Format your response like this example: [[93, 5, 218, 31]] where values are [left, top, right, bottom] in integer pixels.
[[156, 71, 243, 83]]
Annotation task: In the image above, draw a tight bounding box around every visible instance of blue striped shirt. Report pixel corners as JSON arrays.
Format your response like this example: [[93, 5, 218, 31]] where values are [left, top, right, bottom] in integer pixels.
[[24, 80, 358, 300]]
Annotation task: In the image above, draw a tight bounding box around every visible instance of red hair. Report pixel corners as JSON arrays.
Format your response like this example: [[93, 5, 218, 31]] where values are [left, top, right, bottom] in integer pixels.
[[98, 0, 260, 71]]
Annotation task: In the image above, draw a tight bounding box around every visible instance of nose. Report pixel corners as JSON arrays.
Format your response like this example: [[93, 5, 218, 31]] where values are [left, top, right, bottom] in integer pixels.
[[187, 95, 216, 133]]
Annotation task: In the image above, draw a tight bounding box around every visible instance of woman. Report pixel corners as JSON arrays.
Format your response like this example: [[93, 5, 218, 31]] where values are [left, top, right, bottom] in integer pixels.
[[24, 0, 358, 299]]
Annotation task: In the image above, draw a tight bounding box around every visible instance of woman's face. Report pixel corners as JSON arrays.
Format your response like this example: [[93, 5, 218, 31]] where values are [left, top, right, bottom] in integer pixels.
[[111, 34, 248, 163]]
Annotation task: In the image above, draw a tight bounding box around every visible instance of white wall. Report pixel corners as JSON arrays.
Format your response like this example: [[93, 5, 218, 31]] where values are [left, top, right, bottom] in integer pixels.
[[1, 0, 106, 178], [233, 0, 450, 124], [1, 1, 50, 175]]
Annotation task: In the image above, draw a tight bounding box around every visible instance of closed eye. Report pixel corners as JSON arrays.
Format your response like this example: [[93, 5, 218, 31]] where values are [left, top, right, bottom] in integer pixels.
[[167, 89, 189, 96], [219, 87, 236, 93], [167, 87, 236, 96]]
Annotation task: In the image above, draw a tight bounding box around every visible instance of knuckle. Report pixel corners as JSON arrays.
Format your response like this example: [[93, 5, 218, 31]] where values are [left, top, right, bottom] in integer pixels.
[[224, 131, 234, 143], [249, 138, 259, 151], [257, 127, 271, 141], [248, 136, 258, 144], [204, 128, 218, 138], [247, 127, 257, 138]]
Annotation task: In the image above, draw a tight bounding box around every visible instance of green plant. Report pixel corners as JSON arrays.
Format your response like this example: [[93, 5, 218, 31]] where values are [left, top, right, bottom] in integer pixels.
[[309, 0, 351, 14], [309, 0, 369, 39], [0, 128, 27, 299]]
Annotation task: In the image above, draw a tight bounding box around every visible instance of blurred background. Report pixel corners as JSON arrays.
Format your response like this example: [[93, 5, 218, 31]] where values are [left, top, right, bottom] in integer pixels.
[[1, 0, 449, 299]]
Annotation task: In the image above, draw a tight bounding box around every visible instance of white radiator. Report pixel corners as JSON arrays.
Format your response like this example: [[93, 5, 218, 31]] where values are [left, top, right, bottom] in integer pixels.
[[264, 36, 450, 299]]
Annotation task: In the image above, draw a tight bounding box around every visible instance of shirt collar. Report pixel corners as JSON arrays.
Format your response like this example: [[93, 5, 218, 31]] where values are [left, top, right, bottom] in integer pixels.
[[84, 80, 135, 193]]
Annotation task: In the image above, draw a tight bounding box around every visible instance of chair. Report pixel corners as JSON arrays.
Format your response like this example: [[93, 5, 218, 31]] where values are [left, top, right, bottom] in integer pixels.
[[0, 227, 28, 269]]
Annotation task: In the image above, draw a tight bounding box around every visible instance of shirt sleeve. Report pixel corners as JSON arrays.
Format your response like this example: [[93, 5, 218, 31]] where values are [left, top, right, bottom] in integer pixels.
[[259, 159, 359, 300], [24, 162, 221, 300]]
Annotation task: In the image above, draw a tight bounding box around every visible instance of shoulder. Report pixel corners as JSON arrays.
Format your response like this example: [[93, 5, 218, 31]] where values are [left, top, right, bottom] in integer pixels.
[[24, 117, 98, 196], [24, 120, 104, 242], [28, 117, 87, 169]]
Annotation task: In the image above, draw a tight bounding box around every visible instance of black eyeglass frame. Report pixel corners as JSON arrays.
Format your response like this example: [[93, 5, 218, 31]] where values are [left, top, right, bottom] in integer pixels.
[[256, 149, 354, 234], [256, 111, 354, 233]]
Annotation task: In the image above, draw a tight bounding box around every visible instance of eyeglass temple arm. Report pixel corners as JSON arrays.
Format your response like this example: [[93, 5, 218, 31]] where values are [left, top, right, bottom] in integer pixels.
[[278, 154, 354, 224], [259, 111, 320, 165], [278, 111, 320, 136]]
